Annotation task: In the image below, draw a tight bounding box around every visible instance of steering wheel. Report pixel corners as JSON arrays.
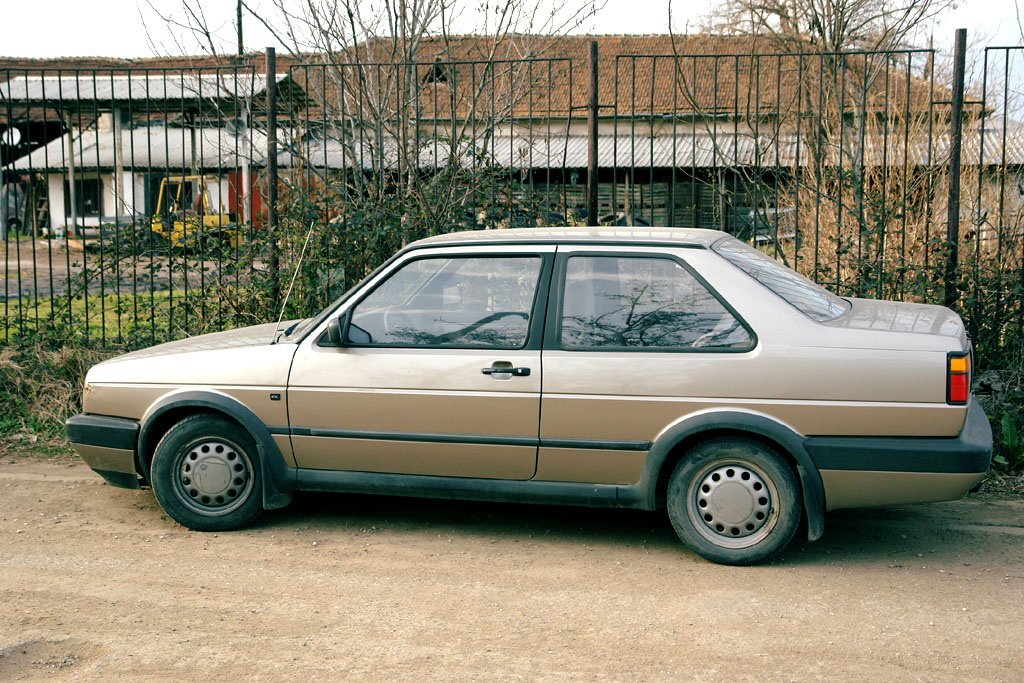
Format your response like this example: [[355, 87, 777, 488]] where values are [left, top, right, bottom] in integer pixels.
[[383, 309, 417, 337], [427, 311, 528, 345]]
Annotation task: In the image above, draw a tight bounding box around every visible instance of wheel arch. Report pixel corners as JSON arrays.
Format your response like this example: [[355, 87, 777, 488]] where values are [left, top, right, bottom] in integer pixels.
[[137, 389, 293, 510], [624, 409, 825, 542]]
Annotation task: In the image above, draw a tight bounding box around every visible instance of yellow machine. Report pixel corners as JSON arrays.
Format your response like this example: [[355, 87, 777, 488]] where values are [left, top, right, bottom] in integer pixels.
[[150, 175, 242, 250]]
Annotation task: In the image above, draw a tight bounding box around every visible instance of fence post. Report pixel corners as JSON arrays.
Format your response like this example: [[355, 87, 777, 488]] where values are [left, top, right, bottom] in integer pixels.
[[587, 40, 599, 227], [266, 46, 280, 305], [945, 28, 967, 308]]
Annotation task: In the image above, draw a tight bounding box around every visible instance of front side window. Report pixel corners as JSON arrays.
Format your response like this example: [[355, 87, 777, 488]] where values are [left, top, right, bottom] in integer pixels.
[[349, 255, 542, 348], [559, 255, 753, 350]]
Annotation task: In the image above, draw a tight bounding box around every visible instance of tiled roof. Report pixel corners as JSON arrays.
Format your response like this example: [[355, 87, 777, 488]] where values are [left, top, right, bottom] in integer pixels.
[[2, 35, 942, 119], [323, 34, 941, 118]]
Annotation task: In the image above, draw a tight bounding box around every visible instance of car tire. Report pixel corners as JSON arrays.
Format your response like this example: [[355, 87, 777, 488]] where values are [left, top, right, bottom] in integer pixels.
[[667, 437, 801, 565], [150, 414, 263, 531]]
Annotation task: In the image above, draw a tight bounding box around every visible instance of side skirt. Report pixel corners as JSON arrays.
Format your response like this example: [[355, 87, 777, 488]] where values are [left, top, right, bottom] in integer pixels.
[[292, 468, 631, 509]]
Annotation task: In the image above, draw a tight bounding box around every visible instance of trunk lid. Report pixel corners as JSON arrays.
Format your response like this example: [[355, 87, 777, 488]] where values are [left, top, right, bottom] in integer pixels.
[[824, 298, 967, 348]]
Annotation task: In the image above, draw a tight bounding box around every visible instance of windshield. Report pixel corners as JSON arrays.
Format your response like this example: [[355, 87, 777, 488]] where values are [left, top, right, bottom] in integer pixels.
[[279, 317, 315, 341], [712, 237, 850, 322]]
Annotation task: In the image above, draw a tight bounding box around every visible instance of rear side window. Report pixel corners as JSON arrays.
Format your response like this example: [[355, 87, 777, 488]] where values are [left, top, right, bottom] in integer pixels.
[[713, 238, 850, 322], [559, 255, 753, 350]]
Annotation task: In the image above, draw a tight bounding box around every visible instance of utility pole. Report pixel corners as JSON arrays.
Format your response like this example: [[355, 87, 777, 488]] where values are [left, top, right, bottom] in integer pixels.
[[266, 47, 280, 305], [587, 40, 599, 227], [945, 28, 966, 308], [237, 0, 244, 63], [237, 0, 249, 226]]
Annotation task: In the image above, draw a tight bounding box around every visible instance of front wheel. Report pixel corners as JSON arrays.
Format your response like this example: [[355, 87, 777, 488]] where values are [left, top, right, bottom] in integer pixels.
[[666, 438, 801, 565], [150, 414, 263, 531]]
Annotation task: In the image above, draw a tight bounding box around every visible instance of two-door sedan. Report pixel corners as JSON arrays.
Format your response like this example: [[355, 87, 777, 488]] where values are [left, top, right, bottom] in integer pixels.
[[67, 228, 992, 564]]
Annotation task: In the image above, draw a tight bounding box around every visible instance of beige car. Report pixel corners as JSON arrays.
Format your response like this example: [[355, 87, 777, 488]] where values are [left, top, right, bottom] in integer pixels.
[[66, 228, 992, 564]]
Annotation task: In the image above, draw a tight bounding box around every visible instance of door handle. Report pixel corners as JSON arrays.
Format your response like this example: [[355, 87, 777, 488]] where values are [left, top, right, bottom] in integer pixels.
[[481, 366, 531, 377]]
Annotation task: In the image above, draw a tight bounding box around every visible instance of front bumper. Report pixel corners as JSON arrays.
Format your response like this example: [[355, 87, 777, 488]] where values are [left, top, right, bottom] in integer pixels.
[[804, 397, 993, 511], [65, 413, 141, 489]]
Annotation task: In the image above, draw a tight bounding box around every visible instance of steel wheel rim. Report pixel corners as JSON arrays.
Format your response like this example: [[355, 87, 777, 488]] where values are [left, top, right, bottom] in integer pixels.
[[171, 436, 254, 516], [686, 459, 780, 549]]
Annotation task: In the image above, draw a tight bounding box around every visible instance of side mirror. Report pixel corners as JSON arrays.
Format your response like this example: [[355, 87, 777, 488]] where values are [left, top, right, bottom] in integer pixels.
[[320, 309, 371, 347], [327, 316, 344, 345]]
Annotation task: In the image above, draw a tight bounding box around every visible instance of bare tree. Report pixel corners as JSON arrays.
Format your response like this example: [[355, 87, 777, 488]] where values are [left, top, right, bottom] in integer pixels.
[[697, 0, 957, 52], [146, 0, 604, 311], [660, 0, 964, 292]]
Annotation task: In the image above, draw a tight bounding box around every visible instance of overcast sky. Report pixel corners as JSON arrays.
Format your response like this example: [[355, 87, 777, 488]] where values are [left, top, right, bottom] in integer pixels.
[[1, 0, 1020, 59]]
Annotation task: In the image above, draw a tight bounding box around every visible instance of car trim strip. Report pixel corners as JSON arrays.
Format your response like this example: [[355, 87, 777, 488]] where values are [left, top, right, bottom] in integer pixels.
[[269, 426, 650, 452], [293, 467, 623, 507], [539, 438, 651, 451]]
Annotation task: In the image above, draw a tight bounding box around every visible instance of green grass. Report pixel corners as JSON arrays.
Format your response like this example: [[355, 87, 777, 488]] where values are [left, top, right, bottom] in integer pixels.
[[1, 288, 250, 346]]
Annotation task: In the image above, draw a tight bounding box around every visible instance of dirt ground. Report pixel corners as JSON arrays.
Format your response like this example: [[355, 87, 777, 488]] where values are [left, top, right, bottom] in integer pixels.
[[1, 455, 1022, 682]]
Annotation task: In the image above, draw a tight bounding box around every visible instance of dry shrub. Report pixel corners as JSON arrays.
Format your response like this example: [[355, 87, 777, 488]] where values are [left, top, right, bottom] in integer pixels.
[[0, 343, 118, 449]]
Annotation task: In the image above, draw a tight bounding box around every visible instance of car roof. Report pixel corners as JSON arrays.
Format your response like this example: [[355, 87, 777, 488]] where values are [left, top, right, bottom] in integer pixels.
[[407, 227, 728, 249]]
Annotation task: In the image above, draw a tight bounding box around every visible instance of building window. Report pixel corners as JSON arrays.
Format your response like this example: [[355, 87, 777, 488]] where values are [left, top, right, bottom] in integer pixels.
[[64, 178, 102, 217]]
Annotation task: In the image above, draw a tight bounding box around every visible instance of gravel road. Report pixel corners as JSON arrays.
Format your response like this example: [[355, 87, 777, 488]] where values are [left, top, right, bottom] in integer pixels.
[[1, 457, 1022, 681]]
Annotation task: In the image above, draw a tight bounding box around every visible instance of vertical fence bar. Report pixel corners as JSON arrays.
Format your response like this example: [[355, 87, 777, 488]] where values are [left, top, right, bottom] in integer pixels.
[[266, 47, 280, 307], [899, 53, 912, 301], [587, 40, 599, 227], [669, 56, 677, 227], [945, 28, 967, 308], [1, 69, 9, 343]]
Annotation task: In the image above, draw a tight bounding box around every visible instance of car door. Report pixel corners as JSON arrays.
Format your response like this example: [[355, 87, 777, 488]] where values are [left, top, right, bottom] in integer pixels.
[[287, 245, 554, 479], [536, 247, 758, 485]]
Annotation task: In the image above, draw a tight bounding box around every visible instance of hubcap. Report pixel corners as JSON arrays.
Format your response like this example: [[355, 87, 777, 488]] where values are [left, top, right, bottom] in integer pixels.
[[173, 438, 253, 516], [687, 461, 778, 549]]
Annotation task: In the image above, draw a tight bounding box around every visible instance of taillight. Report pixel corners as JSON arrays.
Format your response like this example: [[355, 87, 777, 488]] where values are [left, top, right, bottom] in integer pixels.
[[947, 351, 971, 404]]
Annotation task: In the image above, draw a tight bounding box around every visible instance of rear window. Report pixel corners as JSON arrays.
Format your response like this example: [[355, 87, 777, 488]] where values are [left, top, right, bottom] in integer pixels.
[[712, 238, 850, 322]]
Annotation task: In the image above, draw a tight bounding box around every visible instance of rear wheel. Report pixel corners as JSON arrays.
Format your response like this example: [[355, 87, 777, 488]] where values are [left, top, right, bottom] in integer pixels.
[[667, 438, 801, 565], [151, 414, 263, 531]]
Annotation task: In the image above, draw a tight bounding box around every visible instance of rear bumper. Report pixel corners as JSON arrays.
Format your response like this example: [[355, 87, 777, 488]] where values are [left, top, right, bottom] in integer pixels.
[[65, 413, 141, 489], [805, 398, 993, 510]]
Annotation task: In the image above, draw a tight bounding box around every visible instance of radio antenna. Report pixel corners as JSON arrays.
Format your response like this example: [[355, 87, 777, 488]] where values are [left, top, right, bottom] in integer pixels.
[[272, 220, 316, 343]]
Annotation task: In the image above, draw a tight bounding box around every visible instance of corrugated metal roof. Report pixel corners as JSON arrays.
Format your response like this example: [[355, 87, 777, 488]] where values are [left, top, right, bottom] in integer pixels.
[[279, 124, 1024, 170], [12, 124, 270, 171], [15, 122, 1023, 172], [278, 133, 759, 169], [0, 74, 290, 102]]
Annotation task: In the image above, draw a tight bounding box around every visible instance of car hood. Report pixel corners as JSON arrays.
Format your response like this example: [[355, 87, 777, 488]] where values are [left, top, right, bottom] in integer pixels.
[[85, 321, 302, 388], [825, 298, 967, 345], [100, 321, 295, 364]]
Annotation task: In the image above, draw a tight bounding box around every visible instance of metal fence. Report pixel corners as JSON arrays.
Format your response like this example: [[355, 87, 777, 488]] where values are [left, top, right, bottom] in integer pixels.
[[0, 65, 271, 346], [1, 36, 1022, 366], [604, 42, 1022, 363]]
